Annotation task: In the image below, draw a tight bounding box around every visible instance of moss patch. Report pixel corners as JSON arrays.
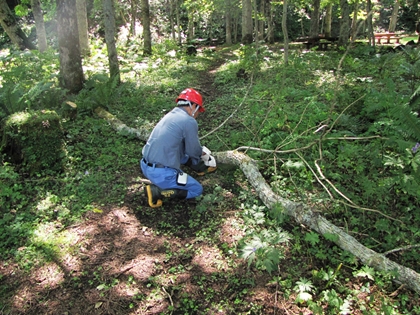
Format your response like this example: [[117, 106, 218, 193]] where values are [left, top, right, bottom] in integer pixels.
[[1, 110, 66, 174]]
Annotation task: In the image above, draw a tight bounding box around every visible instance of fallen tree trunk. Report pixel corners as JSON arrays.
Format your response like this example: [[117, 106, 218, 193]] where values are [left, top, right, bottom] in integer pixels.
[[215, 151, 420, 294], [95, 106, 420, 294]]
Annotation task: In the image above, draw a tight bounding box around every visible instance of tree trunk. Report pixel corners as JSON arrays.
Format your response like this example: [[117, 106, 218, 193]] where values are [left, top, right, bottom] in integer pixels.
[[350, 0, 359, 41], [338, 0, 350, 46], [252, 0, 264, 42], [187, 6, 194, 42], [56, 0, 84, 93], [242, 0, 253, 44], [76, 0, 89, 56], [310, 0, 320, 38], [417, 21, 420, 44], [413, 0, 419, 32], [169, 0, 175, 41], [225, 0, 232, 45], [30, 0, 47, 52], [267, 0, 274, 44], [176, 0, 181, 45], [141, 0, 152, 55], [324, 3, 332, 38], [94, 106, 420, 294], [282, 0, 288, 65], [0, 0, 36, 50], [131, 0, 136, 37], [388, 0, 399, 32], [102, 0, 120, 83], [234, 6, 240, 43], [258, 0, 265, 41], [367, 0, 374, 46]]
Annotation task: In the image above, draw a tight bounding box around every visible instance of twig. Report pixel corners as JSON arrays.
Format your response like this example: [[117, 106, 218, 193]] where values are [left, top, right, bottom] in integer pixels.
[[296, 152, 334, 199], [280, 101, 312, 147], [325, 135, 384, 141], [389, 284, 405, 297], [200, 75, 254, 140], [383, 244, 420, 256], [314, 159, 356, 205], [162, 286, 174, 314], [236, 143, 316, 154], [235, 135, 383, 154], [116, 265, 135, 278], [324, 94, 366, 137], [337, 200, 403, 224]]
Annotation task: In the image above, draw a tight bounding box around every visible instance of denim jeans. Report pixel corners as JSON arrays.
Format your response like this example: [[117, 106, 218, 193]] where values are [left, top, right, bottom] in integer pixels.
[[140, 159, 203, 199]]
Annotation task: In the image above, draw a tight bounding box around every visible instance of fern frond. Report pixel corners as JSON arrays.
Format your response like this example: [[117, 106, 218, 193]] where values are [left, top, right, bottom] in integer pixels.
[[390, 104, 420, 140], [409, 84, 420, 110]]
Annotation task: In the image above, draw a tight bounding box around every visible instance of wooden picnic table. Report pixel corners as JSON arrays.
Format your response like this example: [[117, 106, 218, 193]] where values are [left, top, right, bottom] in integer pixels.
[[295, 35, 338, 50], [374, 33, 400, 44]]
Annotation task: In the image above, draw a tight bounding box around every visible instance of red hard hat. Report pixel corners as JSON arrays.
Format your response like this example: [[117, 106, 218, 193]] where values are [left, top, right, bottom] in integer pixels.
[[176, 88, 205, 112]]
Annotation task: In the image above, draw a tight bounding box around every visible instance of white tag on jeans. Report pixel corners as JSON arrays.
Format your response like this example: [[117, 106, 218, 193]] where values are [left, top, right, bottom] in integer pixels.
[[177, 172, 188, 185]]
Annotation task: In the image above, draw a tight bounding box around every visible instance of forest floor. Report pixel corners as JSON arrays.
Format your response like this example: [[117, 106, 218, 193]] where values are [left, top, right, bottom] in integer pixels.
[[0, 48, 302, 315], [2, 165, 305, 314], [2, 46, 420, 315]]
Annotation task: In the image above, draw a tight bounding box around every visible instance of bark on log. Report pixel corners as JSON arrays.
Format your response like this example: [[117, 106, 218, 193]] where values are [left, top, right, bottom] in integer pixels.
[[214, 151, 420, 294], [94, 107, 151, 140], [94, 106, 420, 294]]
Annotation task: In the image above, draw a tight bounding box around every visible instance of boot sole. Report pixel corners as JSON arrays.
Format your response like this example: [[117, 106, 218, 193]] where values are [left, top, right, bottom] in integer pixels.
[[146, 185, 163, 208]]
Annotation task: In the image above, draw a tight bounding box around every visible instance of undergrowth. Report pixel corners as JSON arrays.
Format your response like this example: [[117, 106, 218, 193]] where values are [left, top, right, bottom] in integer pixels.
[[1, 38, 420, 314]]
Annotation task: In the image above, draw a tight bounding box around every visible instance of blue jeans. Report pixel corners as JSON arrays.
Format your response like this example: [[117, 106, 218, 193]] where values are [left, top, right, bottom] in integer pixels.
[[140, 159, 203, 199]]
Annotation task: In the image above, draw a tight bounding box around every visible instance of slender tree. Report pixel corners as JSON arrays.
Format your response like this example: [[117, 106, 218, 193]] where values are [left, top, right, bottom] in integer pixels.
[[282, 0, 289, 65], [76, 0, 89, 56], [225, 0, 232, 45], [0, 0, 36, 50], [350, 0, 359, 41], [131, 0, 137, 36], [169, 0, 175, 41], [266, 0, 275, 44], [324, 3, 333, 38], [176, 0, 181, 44], [413, 0, 419, 28], [367, 0, 374, 46], [338, 0, 350, 46], [56, 0, 84, 93], [242, 0, 253, 44], [103, 0, 120, 83], [310, 0, 321, 38], [141, 0, 152, 55], [258, 0, 265, 41], [388, 0, 399, 32], [186, 1, 196, 41], [30, 0, 47, 52]]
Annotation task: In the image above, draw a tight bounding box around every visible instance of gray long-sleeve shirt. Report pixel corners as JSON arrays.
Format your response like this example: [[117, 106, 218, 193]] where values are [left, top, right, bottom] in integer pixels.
[[142, 107, 202, 169]]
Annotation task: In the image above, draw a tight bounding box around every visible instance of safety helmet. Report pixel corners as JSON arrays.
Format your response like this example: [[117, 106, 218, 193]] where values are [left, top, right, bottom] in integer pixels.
[[176, 88, 205, 112]]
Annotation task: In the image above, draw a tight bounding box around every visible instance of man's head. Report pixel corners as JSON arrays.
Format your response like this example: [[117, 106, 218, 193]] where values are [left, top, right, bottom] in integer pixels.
[[176, 88, 205, 113]]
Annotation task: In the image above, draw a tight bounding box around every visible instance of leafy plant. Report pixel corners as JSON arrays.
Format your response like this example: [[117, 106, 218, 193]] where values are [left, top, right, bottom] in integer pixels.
[[240, 228, 291, 273]]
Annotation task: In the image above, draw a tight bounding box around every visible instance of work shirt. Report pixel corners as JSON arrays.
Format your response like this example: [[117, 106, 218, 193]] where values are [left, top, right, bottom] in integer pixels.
[[142, 107, 203, 170]]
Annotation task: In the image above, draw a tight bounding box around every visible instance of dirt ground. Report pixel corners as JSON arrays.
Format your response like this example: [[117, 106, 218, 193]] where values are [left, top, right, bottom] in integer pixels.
[[1, 164, 306, 315]]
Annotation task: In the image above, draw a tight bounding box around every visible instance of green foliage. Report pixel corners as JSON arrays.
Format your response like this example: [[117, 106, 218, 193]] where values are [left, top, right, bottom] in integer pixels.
[[239, 201, 291, 274], [0, 50, 64, 121], [1, 35, 420, 314], [1, 110, 66, 173]]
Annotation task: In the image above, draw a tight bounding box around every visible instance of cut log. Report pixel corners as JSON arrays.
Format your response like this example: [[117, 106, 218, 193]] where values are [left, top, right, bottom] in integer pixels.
[[94, 106, 420, 294]]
